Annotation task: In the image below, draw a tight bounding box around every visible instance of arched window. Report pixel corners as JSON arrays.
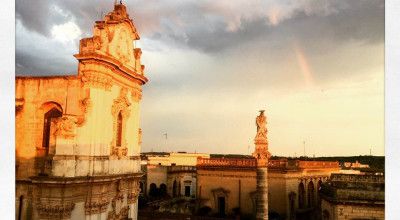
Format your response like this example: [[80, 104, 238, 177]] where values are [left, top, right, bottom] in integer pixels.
[[298, 182, 305, 209], [42, 107, 62, 155], [308, 181, 315, 207], [116, 112, 123, 147]]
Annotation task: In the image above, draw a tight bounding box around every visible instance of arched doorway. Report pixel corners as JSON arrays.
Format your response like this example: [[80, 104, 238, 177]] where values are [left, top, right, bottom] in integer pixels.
[[288, 192, 296, 220], [317, 180, 323, 207], [149, 183, 157, 197], [307, 181, 315, 207], [159, 183, 167, 197], [172, 180, 177, 197], [298, 182, 305, 209]]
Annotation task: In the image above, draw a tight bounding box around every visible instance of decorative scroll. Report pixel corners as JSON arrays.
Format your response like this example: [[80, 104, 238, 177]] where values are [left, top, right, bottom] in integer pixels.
[[55, 115, 78, 139]]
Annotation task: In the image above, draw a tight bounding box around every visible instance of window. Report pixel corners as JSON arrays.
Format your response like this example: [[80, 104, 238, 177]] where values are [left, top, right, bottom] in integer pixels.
[[185, 186, 191, 197], [298, 182, 305, 209], [116, 112, 123, 147], [308, 181, 315, 207], [173, 180, 177, 197]]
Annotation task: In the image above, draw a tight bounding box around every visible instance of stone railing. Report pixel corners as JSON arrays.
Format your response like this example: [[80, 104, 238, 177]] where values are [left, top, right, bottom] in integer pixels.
[[268, 159, 289, 170], [167, 166, 196, 173], [197, 158, 340, 170], [297, 161, 339, 169], [331, 173, 384, 184], [197, 158, 256, 168]]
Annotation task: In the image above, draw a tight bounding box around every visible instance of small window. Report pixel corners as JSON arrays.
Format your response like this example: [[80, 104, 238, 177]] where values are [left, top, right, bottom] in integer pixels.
[[116, 112, 123, 146], [185, 186, 191, 197]]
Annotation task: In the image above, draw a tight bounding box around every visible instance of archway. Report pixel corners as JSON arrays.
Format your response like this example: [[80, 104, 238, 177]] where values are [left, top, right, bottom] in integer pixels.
[[159, 183, 167, 197], [307, 181, 315, 207], [149, 183, 157, 197], [317, 180, 323, 207], [172, 180, 177, 197], [298, 182, 305, 209]]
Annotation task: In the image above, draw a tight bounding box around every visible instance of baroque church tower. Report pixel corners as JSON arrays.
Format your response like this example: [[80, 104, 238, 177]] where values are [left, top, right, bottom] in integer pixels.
[[16, 3, 146, 219]]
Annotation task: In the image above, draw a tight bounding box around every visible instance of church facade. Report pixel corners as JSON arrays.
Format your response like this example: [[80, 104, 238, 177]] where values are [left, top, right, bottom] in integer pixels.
[[16, 3, 146, 220]]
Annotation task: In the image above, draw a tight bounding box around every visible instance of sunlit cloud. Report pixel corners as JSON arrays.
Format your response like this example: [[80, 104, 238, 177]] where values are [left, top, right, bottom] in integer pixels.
[[51, 21, 82, 43]]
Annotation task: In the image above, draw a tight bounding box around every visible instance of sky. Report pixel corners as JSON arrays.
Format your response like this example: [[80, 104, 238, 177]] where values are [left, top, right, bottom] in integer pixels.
[[16, 0, 384, 156]]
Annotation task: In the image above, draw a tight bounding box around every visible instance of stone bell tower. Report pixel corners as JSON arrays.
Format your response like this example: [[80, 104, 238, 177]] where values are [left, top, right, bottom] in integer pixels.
[[252, 110, 271, 220]]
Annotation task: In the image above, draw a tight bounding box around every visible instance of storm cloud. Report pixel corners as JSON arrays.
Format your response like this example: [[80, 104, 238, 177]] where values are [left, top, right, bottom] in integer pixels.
[[16, 0, 384, 156]]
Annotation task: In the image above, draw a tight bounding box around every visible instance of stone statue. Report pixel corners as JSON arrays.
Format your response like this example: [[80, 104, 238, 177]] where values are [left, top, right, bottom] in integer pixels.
[[255, 110, 267, 139]]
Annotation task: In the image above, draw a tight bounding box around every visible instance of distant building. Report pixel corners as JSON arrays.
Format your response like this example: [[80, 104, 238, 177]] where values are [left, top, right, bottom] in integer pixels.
[[16, 3, 146, 220], [343, 160, 370, 169], [320, 174, 384, 220], [141, 153, 341, 220], [197, 157, 340, 219]]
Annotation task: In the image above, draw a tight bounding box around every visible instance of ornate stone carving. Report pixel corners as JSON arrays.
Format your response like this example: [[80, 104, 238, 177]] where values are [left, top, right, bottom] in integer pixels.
[[80, 97, 92, 113], [85, 199, 110, 215], [131, 87, 142, 102], [81, 72, 112, 90], [110, 88, 131, 159], [127, 188, 140, 204], [55, 115, 78, 139], [107, 206, 129, 220], [107, 190, 127, 220], [36, 202, 75, 219], [138, 128, 142, 146]]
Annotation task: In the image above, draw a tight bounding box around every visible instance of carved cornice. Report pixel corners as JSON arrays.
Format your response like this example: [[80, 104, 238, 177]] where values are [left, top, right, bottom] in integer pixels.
[[36, 202, 75, 219], [75, 53, 148, 84], [85, 199, 110, 215], [55, 115, 78, 139], [81, 71, 113, 91]]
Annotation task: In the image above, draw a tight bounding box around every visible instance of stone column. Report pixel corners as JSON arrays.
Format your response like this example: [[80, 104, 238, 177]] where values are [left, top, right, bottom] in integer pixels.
[[252, 110, 271, 220]]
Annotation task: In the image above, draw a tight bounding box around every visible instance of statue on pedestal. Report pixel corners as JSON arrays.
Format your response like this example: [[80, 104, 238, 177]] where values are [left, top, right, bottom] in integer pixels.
[[255, 110, 267, 140]]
